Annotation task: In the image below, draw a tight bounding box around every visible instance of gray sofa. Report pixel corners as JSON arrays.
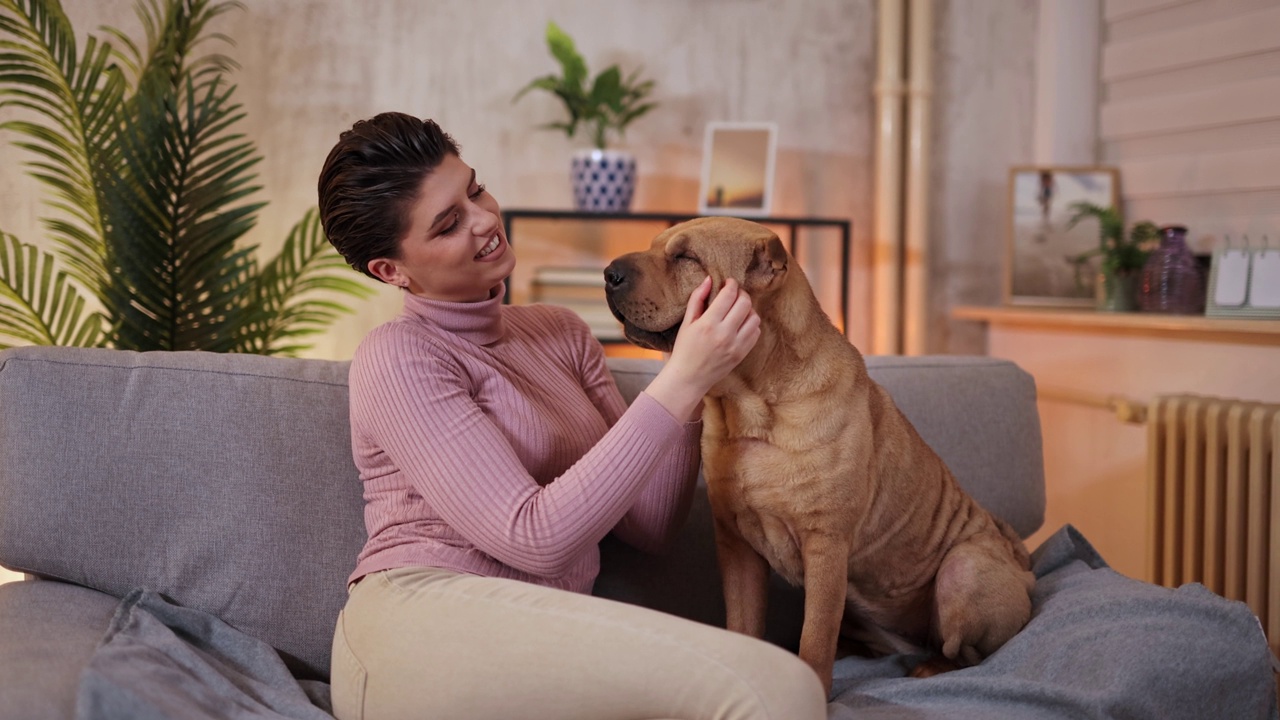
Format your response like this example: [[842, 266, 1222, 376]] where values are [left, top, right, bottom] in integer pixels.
[[0, 346, 1273, 720]]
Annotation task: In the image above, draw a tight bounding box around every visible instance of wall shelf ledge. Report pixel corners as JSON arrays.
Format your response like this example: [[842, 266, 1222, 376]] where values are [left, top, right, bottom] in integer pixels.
[[952, 305, 1280, 346]]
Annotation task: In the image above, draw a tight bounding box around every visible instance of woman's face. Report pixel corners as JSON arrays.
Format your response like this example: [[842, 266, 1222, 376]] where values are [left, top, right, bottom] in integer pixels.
[[371, 153, 514, 302]]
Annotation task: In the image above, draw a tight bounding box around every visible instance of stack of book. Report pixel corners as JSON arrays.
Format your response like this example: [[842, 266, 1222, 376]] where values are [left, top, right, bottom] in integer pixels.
[[529, 266, 626, 342]]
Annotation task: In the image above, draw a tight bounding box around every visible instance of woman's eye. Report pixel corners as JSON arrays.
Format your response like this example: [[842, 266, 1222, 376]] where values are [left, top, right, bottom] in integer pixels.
[[469, 183, 487, 199], [442, 213, 460, 234]]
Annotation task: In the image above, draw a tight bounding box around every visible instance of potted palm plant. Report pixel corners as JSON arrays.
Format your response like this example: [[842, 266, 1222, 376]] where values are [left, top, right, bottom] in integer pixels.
[[0, 0, 372, 354], [1065, 202, 1159, 312], [514, 21, 657, 212]]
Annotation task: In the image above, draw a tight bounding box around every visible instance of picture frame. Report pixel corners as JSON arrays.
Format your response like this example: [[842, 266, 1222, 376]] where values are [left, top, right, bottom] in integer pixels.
[[698, 122, 777, 217], [1005, 165, 1120, 306]]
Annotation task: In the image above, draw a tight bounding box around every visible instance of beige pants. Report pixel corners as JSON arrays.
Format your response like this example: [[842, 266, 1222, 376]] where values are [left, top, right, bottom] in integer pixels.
[[331, 566, 827, 720]]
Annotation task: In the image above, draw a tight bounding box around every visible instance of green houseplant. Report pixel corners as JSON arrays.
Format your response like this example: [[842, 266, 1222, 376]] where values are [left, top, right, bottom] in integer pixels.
[[513, 21, 657, 212], [1065, 201, 1159, 312], [0, 0, 372, 354], [514, 20, 656, 151]]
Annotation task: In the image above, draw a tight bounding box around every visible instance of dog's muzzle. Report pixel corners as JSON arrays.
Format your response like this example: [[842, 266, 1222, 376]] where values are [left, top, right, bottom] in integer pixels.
[[603, 259, 681, 352]]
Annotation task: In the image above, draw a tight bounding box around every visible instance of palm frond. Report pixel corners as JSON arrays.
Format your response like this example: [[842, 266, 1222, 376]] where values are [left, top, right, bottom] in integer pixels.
[[3, 0, 361, 355], [0, 231, 104, 348], [235, 208, 374, 356], [100, 0, 264, 351], [0, 0, 127, 295]]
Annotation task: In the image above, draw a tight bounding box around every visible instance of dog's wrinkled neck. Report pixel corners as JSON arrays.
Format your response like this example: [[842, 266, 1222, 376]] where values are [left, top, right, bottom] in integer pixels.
[[723, 267, 858, 396]]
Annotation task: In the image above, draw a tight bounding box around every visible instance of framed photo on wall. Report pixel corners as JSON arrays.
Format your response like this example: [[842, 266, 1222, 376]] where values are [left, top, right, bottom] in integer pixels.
[[698, 122, 777, 217], [1005, 165, 1120, 305]]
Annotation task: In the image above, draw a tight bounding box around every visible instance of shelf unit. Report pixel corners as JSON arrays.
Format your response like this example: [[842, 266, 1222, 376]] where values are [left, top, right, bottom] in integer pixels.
[[501, 209, 853, 331]]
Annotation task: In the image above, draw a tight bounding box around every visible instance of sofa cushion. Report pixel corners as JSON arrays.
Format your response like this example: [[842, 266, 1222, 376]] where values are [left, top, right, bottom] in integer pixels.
[[863, 355, 1044, 538], [0, 347, 366, 680], [0, 580, 120, 719]]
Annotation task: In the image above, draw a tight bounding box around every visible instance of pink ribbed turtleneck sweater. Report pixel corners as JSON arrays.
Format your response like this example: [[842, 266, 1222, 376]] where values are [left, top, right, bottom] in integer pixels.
[[346, 285, 702, 593]]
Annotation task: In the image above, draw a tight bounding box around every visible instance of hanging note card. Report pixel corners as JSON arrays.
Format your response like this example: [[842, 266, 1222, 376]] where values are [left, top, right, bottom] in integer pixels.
[[1212, 249, 1250, 307], [1248, 250, 1280, 309]]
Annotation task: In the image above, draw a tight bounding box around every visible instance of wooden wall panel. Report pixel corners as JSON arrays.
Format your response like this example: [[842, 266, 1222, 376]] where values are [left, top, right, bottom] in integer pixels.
[[1101, 0, 1280, 251]]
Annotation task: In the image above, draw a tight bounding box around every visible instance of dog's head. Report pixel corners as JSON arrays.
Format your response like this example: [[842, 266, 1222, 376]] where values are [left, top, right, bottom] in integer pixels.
[[603, 217, 789, 352]]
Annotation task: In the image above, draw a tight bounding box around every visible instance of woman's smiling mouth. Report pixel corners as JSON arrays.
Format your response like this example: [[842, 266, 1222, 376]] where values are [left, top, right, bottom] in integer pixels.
[[475, 235, 501, 259]]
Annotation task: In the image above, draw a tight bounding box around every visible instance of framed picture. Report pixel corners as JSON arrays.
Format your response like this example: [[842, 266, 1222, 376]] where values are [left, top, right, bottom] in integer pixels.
[[1005, 165, 1120, 305], [698, 122, 777, 217]]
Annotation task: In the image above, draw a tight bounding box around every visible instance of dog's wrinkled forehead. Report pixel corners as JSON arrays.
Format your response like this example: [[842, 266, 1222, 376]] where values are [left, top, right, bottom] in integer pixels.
[[653, 217, 778, 282]]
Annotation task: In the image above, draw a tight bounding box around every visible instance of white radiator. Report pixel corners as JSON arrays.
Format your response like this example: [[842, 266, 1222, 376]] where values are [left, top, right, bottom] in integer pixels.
[[1147, 395, 1280, 655]]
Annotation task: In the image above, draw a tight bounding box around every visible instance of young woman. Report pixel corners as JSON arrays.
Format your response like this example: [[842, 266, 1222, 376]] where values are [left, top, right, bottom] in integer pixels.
[[317, 111, 826, 720]]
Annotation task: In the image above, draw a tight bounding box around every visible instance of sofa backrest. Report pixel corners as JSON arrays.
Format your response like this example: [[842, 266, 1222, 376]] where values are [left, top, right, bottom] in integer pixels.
[[0, 347, 1043, 679], [0, 347, 362, 680], [608, 355, 1046, 537]]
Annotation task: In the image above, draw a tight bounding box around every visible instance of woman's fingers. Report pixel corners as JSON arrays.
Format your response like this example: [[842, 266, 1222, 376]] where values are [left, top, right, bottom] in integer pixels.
[[721, 286, 756, 331], [700, 277, 744, 322], [683, 276, 713, 324]]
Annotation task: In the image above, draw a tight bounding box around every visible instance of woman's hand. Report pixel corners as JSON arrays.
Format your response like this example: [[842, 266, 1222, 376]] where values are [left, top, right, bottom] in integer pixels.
[[645, 276, 761, 422]]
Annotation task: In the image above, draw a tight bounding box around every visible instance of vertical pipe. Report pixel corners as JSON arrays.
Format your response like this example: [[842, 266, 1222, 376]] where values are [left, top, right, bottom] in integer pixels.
[[902, 0, 933, 356], [1034, 0, 1102, 165], [871, 0, 906, 355]]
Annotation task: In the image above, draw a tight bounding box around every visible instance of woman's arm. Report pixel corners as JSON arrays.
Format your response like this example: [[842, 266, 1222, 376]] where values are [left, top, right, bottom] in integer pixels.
[[571, 317, 701, 553], [572, 278, 760, 553], [351, 328, 687, 579]]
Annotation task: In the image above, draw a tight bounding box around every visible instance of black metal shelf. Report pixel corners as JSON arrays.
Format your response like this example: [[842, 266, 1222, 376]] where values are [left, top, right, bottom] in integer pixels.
[[501, 209, 852, 330]]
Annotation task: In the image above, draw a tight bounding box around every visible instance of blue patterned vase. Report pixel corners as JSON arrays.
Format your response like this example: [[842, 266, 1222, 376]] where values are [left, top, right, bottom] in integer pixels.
[[570, 149, 636, 212]]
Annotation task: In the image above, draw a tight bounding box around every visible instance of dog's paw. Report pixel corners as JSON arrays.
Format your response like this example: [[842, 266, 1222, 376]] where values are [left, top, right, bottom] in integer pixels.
[[908, 655, 963, 679]]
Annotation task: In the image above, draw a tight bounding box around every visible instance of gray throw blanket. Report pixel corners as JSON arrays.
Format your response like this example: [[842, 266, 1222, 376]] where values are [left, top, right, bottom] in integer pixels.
[[75, 589, 332, 720], [828, 525, 1280, 719]]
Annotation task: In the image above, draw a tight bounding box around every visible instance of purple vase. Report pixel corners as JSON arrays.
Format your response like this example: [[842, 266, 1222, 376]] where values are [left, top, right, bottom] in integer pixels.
[[1139, 225, 1205, 314]]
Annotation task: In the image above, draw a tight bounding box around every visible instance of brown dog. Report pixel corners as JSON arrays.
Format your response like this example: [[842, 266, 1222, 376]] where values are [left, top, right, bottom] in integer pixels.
[[603, 217, 1034, 694]]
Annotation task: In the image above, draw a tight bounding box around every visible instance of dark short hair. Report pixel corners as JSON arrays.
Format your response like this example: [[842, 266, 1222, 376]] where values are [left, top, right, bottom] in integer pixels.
[[317, 113, 460, 280]]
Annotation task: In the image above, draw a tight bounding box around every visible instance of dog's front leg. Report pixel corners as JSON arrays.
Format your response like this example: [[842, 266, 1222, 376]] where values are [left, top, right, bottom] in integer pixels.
[[713, 518, 770, 638], [799, 533, 851, 696]]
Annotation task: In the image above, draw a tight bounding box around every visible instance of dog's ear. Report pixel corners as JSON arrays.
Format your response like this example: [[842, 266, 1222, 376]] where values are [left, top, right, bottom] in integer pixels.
[[747, 234, 788, 290], [664, 231, 691, 259]]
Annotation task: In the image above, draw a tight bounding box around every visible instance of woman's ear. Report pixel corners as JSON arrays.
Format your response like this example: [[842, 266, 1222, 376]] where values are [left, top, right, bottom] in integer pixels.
[[367, 257, 406, 287]]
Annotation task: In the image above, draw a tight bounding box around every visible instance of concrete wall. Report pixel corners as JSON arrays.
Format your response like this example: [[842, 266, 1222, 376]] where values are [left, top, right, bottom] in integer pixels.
[[0, 0, 1041, 359], [929, 0, 1040, 354]]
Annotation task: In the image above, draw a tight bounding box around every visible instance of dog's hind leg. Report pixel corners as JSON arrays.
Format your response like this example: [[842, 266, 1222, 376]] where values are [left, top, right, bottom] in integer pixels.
[[931, 531, 1035, 667]]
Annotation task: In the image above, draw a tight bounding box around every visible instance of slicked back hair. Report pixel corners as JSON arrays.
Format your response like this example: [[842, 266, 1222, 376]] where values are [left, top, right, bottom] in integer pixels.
[[317, 113, 460, 280]]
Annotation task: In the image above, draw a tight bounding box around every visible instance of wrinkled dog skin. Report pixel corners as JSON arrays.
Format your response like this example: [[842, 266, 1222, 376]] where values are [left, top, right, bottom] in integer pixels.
[[604, 217, 1035, 694]]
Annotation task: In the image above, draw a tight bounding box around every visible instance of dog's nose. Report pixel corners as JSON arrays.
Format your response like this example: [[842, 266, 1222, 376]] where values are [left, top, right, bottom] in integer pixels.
[[603, 262, 627, 290]]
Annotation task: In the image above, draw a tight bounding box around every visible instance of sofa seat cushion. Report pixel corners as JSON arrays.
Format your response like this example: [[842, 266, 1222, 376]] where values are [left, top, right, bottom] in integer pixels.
[[0, 580, 120, 720]]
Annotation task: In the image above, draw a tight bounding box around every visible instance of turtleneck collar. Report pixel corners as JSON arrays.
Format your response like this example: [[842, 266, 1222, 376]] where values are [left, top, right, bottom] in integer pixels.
[[399, 282, 507, 346]]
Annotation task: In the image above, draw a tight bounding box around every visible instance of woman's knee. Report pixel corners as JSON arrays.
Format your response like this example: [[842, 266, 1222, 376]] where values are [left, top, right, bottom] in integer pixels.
[[724, 639, 827, 719]]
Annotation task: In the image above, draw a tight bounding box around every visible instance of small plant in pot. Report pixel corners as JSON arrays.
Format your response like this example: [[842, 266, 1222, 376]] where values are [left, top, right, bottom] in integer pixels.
[[514, 21, 657, 212], [1065, 202, 1160, 312]]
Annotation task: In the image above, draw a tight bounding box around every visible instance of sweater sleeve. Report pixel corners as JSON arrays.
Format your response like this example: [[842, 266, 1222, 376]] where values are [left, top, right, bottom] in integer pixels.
[[569, 314, 702, 554], [350, 326, 689, 579]]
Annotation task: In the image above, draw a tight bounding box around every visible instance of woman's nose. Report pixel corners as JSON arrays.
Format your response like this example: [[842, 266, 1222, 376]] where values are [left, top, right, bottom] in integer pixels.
[[471, 207, 500, 236]]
